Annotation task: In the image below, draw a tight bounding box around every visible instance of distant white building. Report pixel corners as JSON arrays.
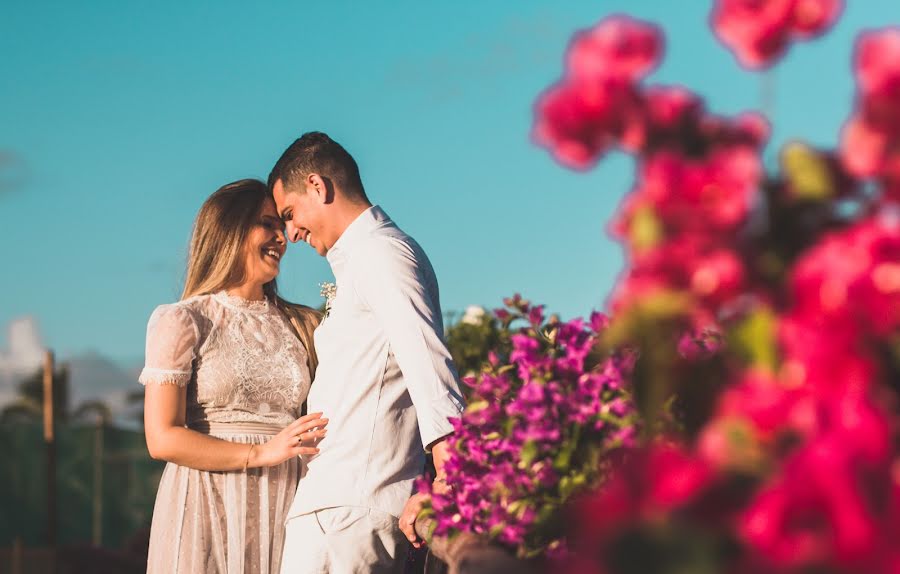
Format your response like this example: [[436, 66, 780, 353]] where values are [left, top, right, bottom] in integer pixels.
[[461, 305, 487, 326]]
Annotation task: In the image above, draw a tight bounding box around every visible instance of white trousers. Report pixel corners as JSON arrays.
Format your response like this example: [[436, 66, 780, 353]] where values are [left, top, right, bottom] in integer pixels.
[[280, 506, 407, 574]]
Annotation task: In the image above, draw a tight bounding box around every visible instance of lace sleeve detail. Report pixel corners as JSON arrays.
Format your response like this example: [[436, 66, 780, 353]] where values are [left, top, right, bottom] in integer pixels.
[[139, 303, 198, 387]]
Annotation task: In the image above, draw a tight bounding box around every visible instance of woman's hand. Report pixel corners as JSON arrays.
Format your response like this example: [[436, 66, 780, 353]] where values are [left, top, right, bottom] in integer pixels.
[[254, 412, 329, 467]]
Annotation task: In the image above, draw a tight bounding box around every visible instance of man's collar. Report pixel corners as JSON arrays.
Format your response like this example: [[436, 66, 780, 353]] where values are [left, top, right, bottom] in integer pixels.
[[326, 205, 389, 264]]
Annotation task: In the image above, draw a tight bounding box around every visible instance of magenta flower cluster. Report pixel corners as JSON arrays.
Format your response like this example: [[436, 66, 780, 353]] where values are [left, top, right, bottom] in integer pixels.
[[422, 295, 637, 559]]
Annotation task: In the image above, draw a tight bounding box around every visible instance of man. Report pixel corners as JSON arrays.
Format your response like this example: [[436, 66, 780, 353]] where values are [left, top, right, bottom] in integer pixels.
[[269, 132, 465, 573]]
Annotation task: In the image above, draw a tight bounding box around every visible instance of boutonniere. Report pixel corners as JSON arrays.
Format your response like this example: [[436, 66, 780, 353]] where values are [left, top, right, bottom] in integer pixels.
[[319, 281, 337, 319]]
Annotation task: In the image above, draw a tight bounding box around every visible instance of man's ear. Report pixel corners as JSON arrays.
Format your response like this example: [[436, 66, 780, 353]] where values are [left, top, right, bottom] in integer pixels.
[[308, 173, 336, 205], [307, 173, 329, 204]]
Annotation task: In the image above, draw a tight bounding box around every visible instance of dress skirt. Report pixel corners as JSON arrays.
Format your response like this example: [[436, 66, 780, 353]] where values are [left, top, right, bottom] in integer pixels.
[[146, 422, 301, 574]]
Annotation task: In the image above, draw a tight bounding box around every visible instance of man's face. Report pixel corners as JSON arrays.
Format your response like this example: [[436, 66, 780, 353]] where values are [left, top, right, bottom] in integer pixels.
[[272, 178, 328, 256]]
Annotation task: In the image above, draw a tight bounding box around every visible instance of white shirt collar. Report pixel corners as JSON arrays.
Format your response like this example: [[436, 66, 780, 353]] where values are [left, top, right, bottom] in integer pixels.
[[326, 205, 389, 266]]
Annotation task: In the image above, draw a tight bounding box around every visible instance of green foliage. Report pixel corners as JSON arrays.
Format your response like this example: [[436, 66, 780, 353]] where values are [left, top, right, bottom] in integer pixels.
[[0, 422, 164, 548], [1, 364, 71, 424], [445, 307, 509, 379]]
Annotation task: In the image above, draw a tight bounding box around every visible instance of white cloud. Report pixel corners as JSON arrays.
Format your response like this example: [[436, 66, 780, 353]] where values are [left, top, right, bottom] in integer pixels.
[[0, 317, 142, 426], [0, 316, 46, 391]]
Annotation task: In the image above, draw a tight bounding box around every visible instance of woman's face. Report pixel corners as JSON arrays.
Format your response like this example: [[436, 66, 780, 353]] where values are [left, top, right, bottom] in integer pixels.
[[241, 197, 287, 287]]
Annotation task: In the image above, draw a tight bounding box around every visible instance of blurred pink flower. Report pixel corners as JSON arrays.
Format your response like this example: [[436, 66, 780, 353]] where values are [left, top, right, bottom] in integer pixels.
[[570, 443, 714, 540], [677, 327, 724, 360], [789, 215, 900, 339], [779, 313, 877, 393], [635, 148, 764, 234], [533, 16, 664, 169], [841, 28, 900, 198], [613, 236, 746, 312], [711, 0, 843, 69], [740, 429, 889, 569], [567, 15, 664, 83], [854, 27, 900, 131], [533, 78, 644, 169]]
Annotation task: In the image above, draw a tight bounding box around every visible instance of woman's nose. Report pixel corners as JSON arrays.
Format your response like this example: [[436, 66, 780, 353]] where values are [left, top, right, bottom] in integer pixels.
[[274, 228, 286, 244]]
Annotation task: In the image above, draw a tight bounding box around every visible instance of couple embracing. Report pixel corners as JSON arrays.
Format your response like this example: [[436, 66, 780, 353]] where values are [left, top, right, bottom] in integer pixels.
[[139, 132, 465, 573]]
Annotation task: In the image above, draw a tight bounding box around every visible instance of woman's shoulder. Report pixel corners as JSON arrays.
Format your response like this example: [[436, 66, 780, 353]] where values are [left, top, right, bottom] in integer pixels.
[[146, 295, 211, 329]]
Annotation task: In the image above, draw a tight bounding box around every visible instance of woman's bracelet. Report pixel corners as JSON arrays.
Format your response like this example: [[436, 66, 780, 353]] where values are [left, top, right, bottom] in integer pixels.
[[243, 444, 255, 472]]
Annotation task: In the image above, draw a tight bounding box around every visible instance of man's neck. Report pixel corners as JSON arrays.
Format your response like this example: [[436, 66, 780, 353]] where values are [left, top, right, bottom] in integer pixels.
[[329, 200, 373, 247]]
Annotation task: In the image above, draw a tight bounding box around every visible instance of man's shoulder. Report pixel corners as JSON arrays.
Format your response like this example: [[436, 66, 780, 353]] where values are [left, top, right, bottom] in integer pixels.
[[353, 224, 424, 264]]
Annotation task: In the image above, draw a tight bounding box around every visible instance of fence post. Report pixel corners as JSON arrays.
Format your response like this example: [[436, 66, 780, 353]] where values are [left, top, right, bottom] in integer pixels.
[[11, 536, 22, 574], [42, 350, 57, 568], [92, 415, 104, 546]]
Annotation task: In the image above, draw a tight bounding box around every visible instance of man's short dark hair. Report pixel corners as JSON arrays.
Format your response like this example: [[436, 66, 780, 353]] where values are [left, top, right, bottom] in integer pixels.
[[268, 132, 367, 201]]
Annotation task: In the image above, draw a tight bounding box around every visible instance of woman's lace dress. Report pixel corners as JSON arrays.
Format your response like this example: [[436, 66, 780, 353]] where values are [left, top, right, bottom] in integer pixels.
[[139, 291, 311, 574]]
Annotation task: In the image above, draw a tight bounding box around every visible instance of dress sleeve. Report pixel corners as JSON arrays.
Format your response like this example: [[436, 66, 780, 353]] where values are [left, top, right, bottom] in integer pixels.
[[138, 304, 199, 387]]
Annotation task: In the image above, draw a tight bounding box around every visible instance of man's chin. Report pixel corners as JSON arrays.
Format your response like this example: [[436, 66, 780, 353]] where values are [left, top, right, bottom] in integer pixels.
[[307, 240, 327, 257]]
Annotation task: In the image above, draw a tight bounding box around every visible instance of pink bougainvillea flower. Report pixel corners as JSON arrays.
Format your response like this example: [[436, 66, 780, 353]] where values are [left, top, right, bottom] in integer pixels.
[[711, 0, 843, 69], [634, 147, 764, 234], [841, 28, 900, 198], [571, 443, 714, 537], [617, 236, 746, 312], [740, 429, 889, 570], [424, 299, 637, 558], [791, 0, 845, 38], [533, 15, 665, 169], [533, 78, 645, 169], [789, 214, 900, 338], [854, 27, 900, 126], [566, 15, 664, 83]]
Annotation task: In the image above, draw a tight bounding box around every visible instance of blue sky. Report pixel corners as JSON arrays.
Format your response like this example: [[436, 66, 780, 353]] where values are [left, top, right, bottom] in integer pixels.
[[1, 1, 897, 364]]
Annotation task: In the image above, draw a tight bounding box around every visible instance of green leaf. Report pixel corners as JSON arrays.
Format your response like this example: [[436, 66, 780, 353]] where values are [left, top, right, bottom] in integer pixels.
[[465, 400, 489, 414], [603, 290, 691, 348], [558, 476, 572, 498], [729, 307, 778, 373], [553, 425, 581, 471], [520, 439, 539, 468], [489, 522, 506, 538], [536, 503, 557, 523], [630, 205, 663, 251], [781, 141, 833, 201], [559, 472, 588, 499]]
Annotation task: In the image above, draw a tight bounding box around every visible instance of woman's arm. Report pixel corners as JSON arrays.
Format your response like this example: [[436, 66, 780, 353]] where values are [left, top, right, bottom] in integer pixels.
[[144, 383, 328, 471]]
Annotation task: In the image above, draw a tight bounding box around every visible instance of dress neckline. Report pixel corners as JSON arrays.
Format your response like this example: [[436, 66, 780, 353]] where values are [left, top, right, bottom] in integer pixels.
[[212, 291, 270, 314]]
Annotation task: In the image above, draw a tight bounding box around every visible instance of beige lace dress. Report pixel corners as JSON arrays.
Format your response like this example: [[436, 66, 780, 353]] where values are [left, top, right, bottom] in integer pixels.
[[139, 291, 311, 574]]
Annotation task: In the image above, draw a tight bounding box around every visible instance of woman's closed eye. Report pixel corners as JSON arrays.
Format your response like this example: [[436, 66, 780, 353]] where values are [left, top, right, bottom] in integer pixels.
[[261, 216, 286, 233]]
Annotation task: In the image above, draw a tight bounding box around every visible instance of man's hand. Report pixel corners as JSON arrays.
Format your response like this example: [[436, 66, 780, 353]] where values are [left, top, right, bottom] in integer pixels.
[[401, 437, 453, 548], [399, 492, 430, 548]]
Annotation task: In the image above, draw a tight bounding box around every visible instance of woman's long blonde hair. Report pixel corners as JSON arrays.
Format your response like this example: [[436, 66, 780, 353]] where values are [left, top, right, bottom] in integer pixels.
[[182, 179, 321, 374]]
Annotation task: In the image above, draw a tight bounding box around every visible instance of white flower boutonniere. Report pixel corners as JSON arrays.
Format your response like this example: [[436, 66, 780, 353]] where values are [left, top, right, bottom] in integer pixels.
[[319, 281, 337, 319]]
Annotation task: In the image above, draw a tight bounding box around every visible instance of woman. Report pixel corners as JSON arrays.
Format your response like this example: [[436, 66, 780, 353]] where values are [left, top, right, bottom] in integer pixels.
[[139, 179, 326, 573]]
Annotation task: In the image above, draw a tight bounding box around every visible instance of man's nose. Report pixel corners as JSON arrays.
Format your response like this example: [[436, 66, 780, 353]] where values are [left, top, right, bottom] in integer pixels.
[[285, 222, 301, 243]]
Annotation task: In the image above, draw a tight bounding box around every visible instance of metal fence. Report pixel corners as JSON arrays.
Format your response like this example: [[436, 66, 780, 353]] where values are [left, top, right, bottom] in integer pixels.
[[0, 422, 163, 559]]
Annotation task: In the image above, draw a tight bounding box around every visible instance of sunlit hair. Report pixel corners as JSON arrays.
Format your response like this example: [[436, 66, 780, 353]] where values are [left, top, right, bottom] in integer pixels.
[[267, 131, 368, 202], [182, 179, 321, 373]]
